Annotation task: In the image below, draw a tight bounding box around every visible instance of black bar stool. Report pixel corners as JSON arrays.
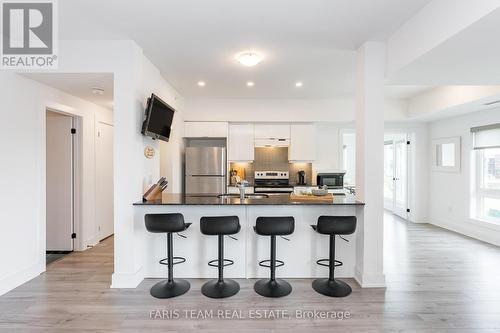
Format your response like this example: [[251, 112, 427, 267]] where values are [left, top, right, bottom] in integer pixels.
[[145, 213, 191, 299], [311, 215, 356, 297], [253, 216, 295, 298], [200, 216, 241, 298]]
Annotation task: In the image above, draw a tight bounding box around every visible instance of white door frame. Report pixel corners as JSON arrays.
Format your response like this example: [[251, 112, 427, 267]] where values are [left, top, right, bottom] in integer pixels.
[[95, 120, 114, 240], [392, 137, 409, 219], [384, 140, 395, 210], [44, 108, 83, 260], [384, 132, 410, 219]]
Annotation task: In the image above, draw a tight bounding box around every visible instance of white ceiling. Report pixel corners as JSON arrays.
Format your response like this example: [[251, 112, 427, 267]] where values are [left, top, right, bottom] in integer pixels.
[[384, 85, 434, 99], [22, 73, 114, 109], [59, 0, 432, 99], [387, 7, 500, 86]]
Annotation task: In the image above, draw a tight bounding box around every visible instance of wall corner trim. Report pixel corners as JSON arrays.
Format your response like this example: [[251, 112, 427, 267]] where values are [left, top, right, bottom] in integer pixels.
[[110, 267, 145, 289], [354, 267, 386, 288]]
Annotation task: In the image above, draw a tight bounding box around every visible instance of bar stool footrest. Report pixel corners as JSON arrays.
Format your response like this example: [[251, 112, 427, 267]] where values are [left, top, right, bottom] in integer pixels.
[[159, 257, 186, 266], [259, 259, 285, 268], [316, 259, 343, 267], [208, 258, 234, 267]]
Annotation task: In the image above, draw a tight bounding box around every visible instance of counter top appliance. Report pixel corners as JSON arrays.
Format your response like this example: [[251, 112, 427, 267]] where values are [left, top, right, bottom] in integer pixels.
[[297, 170, 306, 185], [317, 172, 345, 189], [254, 171, 293, 194]]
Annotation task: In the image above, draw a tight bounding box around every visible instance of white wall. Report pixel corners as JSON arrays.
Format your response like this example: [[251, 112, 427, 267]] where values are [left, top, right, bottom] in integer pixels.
[[54, 40, 183, 289], [428, 107, 500, 246], [132, 55, 185, 194], [0, 40, 183, 294], [184, 98, 408, 122], [0, 72, 113, 295]]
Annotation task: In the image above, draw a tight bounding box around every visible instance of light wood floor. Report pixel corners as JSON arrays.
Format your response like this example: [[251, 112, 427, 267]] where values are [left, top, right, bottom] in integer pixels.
[[1, 212, 500, 332]]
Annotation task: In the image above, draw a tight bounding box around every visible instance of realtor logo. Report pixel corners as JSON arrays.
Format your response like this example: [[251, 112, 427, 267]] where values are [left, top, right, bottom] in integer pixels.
[[1, 0, 58, 69]]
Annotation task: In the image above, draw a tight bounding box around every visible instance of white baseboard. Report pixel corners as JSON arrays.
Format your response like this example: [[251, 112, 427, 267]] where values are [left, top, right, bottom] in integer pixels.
[[0, 262, 45, 296], [409, 216, 428, 224], [354, 267, 386, 288], [111, 266, 144, 288], [429, 217, 500, 247]]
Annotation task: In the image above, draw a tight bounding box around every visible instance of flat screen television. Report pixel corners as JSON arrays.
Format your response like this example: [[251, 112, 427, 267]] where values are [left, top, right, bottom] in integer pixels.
[[141, 93, 175, 142]]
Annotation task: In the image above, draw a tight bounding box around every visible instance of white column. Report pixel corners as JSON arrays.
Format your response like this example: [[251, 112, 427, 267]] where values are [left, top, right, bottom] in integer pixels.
[[354, 42, 386, 287], [111, 46, 150, 288]]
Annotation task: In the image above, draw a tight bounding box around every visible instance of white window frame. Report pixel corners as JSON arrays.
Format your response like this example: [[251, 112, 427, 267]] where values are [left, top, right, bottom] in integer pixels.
[[475, 148, 500, 224]]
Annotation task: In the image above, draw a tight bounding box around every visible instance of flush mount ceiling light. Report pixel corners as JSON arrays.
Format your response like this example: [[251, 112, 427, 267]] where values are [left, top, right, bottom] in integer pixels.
[[236, 51, 263, 67], [197, 81, 206, 87], [295, 82, 303, 87], [247, 81, 255, 87], [92, 87, 104, 95]]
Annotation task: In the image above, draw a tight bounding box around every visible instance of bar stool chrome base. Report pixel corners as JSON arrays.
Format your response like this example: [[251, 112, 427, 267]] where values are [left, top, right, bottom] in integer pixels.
[[201, 279, 240, 299], [150, 279, 190, 299], [312, 278, 352, 297], [254, 278, 292, 298]]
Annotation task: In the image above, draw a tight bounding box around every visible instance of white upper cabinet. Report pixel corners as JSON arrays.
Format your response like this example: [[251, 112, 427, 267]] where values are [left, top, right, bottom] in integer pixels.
[[254, 124, 290, 139], [228, 124, 254, 161], [289, 124, 316, 161], [184, 121, 228, 138]]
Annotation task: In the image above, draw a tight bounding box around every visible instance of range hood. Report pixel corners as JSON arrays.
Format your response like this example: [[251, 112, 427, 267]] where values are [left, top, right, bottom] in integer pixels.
[[254, 138, 290, 147]]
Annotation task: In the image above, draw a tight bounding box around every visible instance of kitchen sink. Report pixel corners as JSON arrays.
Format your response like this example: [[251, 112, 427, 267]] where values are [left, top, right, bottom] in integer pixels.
[[217, 193, 270, 199], [217, 194, 240, 198], [245, 194, 270, 199]]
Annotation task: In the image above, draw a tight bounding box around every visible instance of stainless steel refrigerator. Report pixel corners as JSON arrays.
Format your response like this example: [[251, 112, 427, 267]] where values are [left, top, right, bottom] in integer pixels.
[[185, 146, 226, 195]]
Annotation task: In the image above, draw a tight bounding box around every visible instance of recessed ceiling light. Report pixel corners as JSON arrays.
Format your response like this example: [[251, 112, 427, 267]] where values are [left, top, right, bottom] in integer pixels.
[[92, 87, 104, 95], [236, 51, 263, 67], [197, 81, 206, 87], [295, 82, 303, 87], [247, 81, 255, 87]]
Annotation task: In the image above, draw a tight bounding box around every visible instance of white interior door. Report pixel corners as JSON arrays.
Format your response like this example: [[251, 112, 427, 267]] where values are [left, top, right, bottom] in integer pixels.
[[46, 111, 74, 251], [96, 122, 114, 240], [393, 138, 408, 219]]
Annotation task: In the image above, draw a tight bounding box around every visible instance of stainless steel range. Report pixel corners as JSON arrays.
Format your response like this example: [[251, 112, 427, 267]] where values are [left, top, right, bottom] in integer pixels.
[[254, 171, 293, 194]]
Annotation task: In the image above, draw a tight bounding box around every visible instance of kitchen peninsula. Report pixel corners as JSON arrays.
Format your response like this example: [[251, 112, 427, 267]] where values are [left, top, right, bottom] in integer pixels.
[[133, 193, 369, 285]]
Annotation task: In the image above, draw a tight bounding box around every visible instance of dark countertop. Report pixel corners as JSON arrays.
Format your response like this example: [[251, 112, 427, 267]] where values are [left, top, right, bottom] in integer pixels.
[[133, 193, 364, 206], [227, 184, 315, 187]]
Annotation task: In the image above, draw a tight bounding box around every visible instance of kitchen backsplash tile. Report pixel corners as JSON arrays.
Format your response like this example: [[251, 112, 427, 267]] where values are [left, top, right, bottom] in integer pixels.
[[289, 162, 313, 186], [229, 147, 312, 186]]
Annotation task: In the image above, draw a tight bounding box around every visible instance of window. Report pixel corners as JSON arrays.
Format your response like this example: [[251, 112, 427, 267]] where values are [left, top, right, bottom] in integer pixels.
[[476, 147, 500, 222], [472, 123, 500, 224]]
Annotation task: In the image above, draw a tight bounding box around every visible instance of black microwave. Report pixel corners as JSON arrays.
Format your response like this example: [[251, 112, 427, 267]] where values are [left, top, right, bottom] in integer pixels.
[[317, 173, 345, 189]]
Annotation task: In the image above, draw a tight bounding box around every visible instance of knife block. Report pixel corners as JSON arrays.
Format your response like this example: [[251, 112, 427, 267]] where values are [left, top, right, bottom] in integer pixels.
[[142, 184, 164, 201]]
